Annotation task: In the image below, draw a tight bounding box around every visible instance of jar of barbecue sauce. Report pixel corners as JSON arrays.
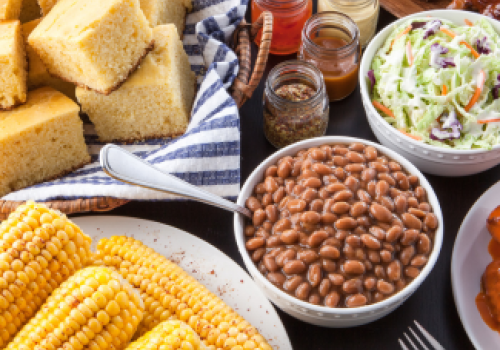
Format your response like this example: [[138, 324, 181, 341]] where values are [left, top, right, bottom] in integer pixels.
[[252, 0, 312, 55], [317, 0, 379, 48], [299, 12, 361, 101]]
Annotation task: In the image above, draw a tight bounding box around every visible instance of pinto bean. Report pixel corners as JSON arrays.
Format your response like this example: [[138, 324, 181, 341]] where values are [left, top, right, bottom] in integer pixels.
[[343, 260, 366, 275], [283, 260, 307, 274], [319, 246, 340, 260], [346, 294, 367, 307], [276, 249, 296, 267], [335, 217, 358, 230], [370, 203, 393, 223], [267, 272, 286, 286], [284, 276, 303, 292], [298, 250, 319, 264], [401, 213, 422, 230], [246, 237, 265, 250], [424, 213, 438, 229]]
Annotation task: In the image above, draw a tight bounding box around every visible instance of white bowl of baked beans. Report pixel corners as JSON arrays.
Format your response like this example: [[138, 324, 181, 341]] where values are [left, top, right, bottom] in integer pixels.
[[234, 136, 443, 327], [359, 10, 500, 177]]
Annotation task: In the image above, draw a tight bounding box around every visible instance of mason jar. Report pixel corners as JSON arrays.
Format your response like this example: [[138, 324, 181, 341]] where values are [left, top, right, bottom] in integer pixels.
[[252, 0, 312, 55], [317, 0, 379, 47], [298, 12, 360, 102], [263, 60, 329, 148]]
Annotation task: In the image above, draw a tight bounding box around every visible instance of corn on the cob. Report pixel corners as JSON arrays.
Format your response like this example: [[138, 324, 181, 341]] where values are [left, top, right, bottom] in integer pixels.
[[0, 201, 92, 348], [6, 266, 144, 350], [94, 236, 273, 350], [126, 320, 207, 350]]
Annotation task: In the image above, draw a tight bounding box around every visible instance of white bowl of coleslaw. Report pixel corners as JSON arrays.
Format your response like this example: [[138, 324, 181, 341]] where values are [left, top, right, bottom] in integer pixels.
[[360, 10, 500, 176]]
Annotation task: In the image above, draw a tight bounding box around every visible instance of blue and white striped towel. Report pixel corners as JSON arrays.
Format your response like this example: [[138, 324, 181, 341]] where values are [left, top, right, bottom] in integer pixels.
[[3, 0, 248, 202]]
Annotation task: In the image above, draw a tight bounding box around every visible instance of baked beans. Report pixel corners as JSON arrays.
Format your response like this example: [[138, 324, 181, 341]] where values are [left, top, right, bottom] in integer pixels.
[[244, 144, 437, 308]]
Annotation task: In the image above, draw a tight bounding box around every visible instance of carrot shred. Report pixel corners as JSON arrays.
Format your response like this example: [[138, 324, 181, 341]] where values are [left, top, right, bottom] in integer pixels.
[[440, 27, 480, 58], [398, 129, 422, 141], [406, 40, 414, 66], [465, 70, 486, 112], [461, 41, 480, 58], [391, 25, 412, 48], [477, 119, 500, 124], [464, 19, 474, 26], [372, 100, 395, 118], [442, 84, 447, 96]]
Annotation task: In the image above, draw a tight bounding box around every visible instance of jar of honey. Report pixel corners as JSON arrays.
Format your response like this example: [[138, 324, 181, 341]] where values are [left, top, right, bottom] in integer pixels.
[[299, 12, 360, 101], [252, 0, 312, 55], [317, 0, 379, 48]]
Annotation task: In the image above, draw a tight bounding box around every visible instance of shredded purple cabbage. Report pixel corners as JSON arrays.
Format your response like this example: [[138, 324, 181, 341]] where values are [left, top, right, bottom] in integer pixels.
[[424, 20, 442, 39], [476, 37, 491, 55], [430, 43, 455, 68], [494, 74, 500, 100], [431, 43, 449, 54], [411, 21, 427, 30], [430, 124, 462, 140], [367, 70, 376, 93], [441, 110, 463, 130], [439, 58, 456, 68], [431, 111, 463, 141]]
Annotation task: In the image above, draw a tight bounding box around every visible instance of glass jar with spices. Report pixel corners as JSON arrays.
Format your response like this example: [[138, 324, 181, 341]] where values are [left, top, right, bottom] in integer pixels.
[[317, 0, 379, 47], [252, 0, 312, 55], [299, 12, 360, 102], [263, 60, 329, 148]]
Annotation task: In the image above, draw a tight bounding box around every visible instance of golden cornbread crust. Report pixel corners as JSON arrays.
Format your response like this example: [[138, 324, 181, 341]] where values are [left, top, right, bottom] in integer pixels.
[[99, 131, 186, 144], [0, 20, 27, 110], [0, 100, 24, 111], [77, 24, 196, 143], [57, 40, 155, 96], [28, 0, 154, 94], [0, 87, 90, 197]]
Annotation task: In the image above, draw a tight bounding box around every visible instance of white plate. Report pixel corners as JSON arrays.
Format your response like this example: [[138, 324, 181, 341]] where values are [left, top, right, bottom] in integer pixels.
[[73, 216, 292, 350], [452, 181, 500, 350]]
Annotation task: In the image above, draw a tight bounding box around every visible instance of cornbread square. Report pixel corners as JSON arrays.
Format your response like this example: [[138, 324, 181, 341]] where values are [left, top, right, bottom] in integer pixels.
[[0, 0, 21, 19], [22, 19, 75, 100], [36, 0, 55, 14], [140, 0, 192, 34], [0, 20, 27, 110], [77, 24, 195, 142], [28, 0, 154, 94], [0, 87, 90, 197], [20, 0, 40, 22]]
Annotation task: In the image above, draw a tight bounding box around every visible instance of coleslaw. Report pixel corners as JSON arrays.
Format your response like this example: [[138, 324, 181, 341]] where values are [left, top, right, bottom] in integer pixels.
[[368, 17, 500, 149]]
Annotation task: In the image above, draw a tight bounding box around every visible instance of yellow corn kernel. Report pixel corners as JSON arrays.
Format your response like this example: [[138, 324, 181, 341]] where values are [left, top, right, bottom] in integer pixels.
[[95, 236, 272, 350], [126, 320, 207, 350], [0, 202, 92, 348], [5, 267, 144, 350]]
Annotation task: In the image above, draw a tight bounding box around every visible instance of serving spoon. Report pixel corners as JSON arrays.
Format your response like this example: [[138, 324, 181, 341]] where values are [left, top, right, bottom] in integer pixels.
[[100, 144, 252, 219]]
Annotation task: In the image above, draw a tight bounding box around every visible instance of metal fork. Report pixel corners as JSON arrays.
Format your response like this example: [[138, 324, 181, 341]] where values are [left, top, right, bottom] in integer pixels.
[[398, 321, 445, 350]]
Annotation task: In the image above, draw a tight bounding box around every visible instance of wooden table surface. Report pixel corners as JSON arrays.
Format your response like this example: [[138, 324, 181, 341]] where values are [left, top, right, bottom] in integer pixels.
[[74, 7, 500, 350]]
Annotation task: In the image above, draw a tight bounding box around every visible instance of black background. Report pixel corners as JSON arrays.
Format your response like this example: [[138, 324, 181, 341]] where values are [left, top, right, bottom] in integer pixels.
[[74, 6, 500, 350]]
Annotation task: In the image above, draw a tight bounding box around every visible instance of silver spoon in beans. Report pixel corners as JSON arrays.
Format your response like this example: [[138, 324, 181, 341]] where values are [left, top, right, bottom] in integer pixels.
[[244, 143, 438, 308]]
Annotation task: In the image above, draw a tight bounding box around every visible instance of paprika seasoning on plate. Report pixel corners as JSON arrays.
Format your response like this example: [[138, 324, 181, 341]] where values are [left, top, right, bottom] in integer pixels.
[[252, 0, 312, 55], [299, 12, 361, 101]]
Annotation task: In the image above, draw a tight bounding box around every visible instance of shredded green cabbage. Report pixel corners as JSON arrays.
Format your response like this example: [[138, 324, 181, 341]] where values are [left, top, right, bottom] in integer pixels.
[[370, 17, 500, 149]]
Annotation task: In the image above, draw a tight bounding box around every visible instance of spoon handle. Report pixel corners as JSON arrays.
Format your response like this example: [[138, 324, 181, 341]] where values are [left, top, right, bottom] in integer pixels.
[[100, 144, 252, 219]]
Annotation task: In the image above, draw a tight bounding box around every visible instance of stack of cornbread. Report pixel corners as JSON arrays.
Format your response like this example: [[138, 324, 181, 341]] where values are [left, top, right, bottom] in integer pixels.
[[0, 202, 273, 350], [0, 0, 196, 197]]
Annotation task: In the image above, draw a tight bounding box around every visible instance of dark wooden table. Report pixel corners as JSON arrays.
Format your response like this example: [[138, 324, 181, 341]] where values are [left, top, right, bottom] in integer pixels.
[[76, 7, 500, 350]]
